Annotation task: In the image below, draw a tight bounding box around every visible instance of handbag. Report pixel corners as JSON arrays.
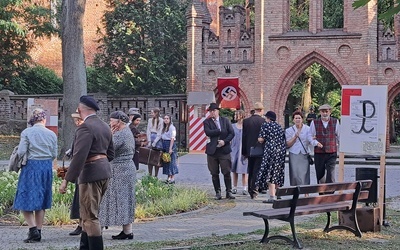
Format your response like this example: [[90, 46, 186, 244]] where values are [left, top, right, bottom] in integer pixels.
[[249, 143, 264, 157], [161, 152, 171, 163], [296, 131, 314, 165]]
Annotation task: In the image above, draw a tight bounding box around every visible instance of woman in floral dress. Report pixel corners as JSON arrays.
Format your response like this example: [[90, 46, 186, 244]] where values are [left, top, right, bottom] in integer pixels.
[[99, 111, 136, 240], [256, 111, 286, 203]]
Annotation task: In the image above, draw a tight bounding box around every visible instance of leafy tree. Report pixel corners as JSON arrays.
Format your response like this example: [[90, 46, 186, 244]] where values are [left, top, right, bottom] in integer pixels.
[[9, 66, 62, 94], [323, 0, 343, 29], [92, 0, 188, 95], [353, 0, 396, 28], [0, 0, 57, 89]]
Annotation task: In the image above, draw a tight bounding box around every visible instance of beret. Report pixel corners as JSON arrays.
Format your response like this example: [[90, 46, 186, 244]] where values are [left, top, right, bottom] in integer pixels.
[[265, 111, 277, 121], [110, 111, 130, 124], [80, 95, 100, 111]]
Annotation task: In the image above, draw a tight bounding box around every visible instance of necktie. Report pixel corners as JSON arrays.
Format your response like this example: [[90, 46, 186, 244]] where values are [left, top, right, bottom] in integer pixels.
[[214, 119, 221, 130]]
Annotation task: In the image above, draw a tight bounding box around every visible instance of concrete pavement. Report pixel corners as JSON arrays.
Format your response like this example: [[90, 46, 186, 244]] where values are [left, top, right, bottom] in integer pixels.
[[1, 150, 400, 249]]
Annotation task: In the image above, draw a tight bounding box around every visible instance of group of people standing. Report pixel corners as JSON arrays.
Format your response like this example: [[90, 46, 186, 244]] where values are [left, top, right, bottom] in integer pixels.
[[204, 102, 339, 203], [12, 95, 179, 249]]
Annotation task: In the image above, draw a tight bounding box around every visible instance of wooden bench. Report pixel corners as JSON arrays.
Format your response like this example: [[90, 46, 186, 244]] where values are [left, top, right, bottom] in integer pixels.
[[243, 180, 372, 249]]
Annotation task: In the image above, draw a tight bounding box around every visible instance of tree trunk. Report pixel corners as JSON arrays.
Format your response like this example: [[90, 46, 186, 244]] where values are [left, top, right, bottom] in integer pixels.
[[60, 0, 87, 157], [302, 76, 312, 114]]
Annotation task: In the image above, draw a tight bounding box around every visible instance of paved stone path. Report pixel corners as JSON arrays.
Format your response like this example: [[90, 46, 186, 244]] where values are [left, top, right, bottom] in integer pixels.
[[1, 151, 400, 249]]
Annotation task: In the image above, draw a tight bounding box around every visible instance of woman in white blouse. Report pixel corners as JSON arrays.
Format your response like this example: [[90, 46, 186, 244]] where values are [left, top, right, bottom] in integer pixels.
[[285, 111, 314, 187], [146, 108, 163, 177], [161, 115, 179, 183]]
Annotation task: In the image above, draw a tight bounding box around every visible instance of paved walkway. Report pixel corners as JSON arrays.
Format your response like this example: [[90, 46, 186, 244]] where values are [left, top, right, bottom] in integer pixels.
[[1, 151, 400, 249]]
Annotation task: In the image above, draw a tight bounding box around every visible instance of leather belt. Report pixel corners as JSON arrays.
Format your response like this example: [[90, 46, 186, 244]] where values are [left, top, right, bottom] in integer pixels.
[[85, 154, 107, 163]]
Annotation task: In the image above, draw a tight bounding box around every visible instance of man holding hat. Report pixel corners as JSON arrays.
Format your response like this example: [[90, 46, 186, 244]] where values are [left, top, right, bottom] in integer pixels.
[[203, 102, 235, 200], [59, 95, 115, 250], [242, 102, 265, 199], [309, 104, 339, 184]]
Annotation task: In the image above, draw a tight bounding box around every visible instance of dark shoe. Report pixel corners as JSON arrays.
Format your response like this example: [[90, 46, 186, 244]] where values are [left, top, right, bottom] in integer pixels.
[[69, 225, 82, 236], [112, 231, 134, 240], [168, 180, 175, 184], [226, 192, 236, 199], [215, 192, 222, 200], [79, 231, 89, 250], [232, 188, 237, 194], [263, 198, 276, 204], [24, 226, 41, 243], [88, 236, 104, 250], [250, 193, 258, 200]]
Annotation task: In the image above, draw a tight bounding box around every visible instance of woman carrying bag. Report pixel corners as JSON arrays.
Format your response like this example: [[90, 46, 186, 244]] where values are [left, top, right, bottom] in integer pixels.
[[285, 111, 315, 188]]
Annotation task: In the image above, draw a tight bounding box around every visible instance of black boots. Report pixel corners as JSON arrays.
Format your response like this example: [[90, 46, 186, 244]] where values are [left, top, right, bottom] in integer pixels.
[[212, 178, 222, 200], [70, 225, 83, 236], [24, 226, 41, 243], [224, 177, 235, 199], [112, 231, 134, 240], [79, 231, 89, 250], [88, 236, 104, 250]]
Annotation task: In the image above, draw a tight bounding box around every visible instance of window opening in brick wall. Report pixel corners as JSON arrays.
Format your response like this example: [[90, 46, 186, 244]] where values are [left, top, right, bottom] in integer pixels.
[[290, 0, 309, 31], [323, 0, 343, 29]]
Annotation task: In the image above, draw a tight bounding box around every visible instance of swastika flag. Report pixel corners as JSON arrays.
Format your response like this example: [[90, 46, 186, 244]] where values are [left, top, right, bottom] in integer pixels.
[[217, 78, 240, 109]]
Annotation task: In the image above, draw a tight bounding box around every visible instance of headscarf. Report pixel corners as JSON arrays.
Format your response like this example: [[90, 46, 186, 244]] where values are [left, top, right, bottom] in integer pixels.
[[28, 108, 47, 126]]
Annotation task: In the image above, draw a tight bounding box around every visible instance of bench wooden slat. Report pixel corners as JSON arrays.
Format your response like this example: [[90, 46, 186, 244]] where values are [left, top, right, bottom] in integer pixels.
[[272, 191, 369, 209], [275, 180, 372, 197], [244, 202, 352, 220]]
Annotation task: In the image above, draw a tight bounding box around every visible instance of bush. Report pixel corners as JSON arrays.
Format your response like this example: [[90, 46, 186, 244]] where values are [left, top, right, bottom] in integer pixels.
[[8, 65, 62, 94], [0, 171, 208, 224]]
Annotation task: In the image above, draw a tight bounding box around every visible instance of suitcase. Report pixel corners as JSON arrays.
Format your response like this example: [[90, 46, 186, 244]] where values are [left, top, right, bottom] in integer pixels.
[[139, 147, 162, 167]]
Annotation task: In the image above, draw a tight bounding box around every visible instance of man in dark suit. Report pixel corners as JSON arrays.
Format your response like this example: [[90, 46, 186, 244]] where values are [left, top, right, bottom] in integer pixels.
[[203, 103, 235, 200], [59, 95, 114, 250], [242, 102, 265, 199]]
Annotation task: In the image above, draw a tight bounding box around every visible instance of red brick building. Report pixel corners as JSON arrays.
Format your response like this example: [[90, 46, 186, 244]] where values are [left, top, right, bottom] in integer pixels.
[[186, 0, 400, 120]]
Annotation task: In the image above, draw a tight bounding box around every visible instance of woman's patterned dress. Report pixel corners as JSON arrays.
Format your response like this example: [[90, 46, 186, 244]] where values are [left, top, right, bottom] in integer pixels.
[[255, 121, 286, 190]]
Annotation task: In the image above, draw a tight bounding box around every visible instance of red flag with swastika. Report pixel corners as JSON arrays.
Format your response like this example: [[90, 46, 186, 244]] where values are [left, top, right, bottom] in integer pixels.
[[217, 78, 240, 109]]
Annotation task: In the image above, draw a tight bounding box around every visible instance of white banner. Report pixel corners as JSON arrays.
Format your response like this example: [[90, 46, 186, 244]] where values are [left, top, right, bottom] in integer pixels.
[[340, 85, 387, 155]]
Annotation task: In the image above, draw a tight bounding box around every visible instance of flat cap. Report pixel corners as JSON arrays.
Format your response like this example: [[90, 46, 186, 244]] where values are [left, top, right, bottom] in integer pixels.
[[80, 95, 100, 111], [318, 104, 332, 110], [128, 107, 140, 115]]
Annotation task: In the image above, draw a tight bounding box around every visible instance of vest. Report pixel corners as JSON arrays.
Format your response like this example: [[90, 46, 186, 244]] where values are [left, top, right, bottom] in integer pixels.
[[314, 118, 338, 154]]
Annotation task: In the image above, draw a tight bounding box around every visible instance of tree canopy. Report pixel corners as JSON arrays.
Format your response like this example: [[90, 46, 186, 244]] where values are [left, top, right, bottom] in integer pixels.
[[90, 0, 188, 95], [0, 0, 57, 91]]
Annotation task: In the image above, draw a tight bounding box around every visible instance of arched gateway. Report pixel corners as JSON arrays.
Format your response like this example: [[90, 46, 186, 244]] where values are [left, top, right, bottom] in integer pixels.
[[186, 0, 400, 151]]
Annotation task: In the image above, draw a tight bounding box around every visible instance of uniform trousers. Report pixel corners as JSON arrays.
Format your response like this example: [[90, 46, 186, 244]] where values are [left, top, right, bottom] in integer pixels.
[[79, 179, 109, 236]]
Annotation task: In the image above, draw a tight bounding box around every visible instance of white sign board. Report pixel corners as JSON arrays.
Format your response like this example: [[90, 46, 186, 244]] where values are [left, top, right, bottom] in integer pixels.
[[340, 85, 387, 155]]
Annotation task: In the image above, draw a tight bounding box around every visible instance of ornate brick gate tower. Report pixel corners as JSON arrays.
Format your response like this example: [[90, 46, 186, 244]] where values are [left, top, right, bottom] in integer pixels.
[[186, 0, 400, 123]]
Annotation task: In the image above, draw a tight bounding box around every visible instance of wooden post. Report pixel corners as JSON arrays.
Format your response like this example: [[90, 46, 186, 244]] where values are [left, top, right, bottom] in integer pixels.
[[379, 155, 386, 225], [338, 152, 345, 182]]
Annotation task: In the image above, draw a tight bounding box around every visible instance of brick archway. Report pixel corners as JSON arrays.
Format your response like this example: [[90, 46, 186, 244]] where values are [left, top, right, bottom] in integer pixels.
[[272, 50, 350, 116], [388, 81, 400, 105]]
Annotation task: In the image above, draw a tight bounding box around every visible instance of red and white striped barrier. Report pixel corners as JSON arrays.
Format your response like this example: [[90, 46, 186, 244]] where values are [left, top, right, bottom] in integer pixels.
[[189, 105, 209, 151]]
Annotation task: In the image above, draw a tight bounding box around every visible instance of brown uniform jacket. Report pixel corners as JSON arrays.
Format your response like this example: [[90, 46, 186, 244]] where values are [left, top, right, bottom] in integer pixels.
[[65, 115, 115, 184]]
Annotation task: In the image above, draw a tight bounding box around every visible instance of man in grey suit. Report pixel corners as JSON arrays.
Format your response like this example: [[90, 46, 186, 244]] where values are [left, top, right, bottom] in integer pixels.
[[203, 103, 235, 200], [59, 95, 114, 250], [242, 102, 265, 199]]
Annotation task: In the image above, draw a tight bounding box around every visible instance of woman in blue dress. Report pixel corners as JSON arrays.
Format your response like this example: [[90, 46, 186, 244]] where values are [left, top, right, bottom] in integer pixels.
[[256, 111, 286, 203], [14, 108, 58, 243], [161, 115, 179, 183], [230, 110, 248, 195]]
